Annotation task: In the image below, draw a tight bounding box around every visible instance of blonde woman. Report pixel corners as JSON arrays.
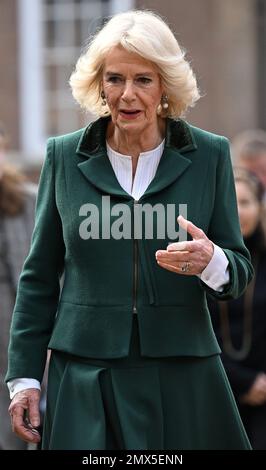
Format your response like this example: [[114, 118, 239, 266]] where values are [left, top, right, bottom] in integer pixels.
[[6, 11, 253, 449]]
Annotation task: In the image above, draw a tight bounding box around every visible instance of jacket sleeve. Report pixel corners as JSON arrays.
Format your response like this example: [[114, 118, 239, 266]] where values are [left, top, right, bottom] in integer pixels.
[[5, 138, 65, 383], [200, 136, 254, 301]]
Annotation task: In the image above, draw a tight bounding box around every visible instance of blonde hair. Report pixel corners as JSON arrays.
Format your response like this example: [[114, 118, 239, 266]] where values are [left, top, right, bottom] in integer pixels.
[[0, 123, 26, 215], [69, 10, 200, 118], [0, 165, 26, 216]]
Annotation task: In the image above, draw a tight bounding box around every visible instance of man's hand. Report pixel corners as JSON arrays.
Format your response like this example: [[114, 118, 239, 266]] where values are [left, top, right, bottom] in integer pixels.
[[9, 388, 41, 444]]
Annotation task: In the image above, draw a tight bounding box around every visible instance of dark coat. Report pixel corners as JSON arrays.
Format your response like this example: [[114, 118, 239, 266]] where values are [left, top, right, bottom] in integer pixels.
[[209, 229, 266, 394], [208, 229, 266, 449], [6, 117, 253, 384]]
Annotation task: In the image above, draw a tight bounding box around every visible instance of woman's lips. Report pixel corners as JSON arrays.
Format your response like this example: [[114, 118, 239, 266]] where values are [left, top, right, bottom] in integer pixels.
[[119, 110, 142, 120]]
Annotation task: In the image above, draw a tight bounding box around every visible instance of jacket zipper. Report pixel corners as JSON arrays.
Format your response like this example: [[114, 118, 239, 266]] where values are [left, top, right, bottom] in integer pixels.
[[133, 199, 139, 314]]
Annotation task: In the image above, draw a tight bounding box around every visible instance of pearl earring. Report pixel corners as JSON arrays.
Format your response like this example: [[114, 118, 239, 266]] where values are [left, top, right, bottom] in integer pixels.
[[101, 91, 107, 106], [161, 94, 169, 109]]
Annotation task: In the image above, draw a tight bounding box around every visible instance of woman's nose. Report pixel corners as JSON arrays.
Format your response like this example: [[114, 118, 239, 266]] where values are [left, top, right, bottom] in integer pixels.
[[121, 80, 136, 101]]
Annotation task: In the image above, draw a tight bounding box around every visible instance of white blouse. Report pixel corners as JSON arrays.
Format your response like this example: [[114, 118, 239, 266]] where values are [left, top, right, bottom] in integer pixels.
[[106, 139, 164, 200], [106, 139, 230, 291]]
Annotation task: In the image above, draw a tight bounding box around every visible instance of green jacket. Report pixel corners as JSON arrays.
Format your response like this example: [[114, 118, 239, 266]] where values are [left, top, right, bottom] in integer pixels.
[[6, 118, 253, 382]]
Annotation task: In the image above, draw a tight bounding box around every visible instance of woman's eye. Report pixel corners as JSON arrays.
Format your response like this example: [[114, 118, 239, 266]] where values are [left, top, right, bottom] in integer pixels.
[[106, 76, 123, 84], [239, 200, 251, 207], [137, 77, 152, 84]]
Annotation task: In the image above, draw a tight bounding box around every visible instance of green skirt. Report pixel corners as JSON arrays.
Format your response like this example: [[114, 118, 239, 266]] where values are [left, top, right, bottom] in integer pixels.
[[42, 316, 251, 450]]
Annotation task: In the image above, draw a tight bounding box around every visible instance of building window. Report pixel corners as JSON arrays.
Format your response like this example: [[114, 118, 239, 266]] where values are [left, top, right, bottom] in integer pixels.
[[18, 0, 133, 158], [42, 0, 110, 136]]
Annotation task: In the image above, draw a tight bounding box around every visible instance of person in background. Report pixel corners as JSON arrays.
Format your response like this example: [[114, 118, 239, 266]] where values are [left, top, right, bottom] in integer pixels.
[[0, 123, 37, 449], [6, 11, 253, 450], [232, 129, 266, 196], [209, 167, 266, 449]]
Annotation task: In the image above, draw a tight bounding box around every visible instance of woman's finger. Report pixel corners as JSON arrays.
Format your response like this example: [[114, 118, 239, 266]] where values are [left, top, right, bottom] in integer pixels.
[[11, 406, 41, 443], [28, 395, 41, 428], [157, 260, 194, 275], [156, 250, 192, 263]]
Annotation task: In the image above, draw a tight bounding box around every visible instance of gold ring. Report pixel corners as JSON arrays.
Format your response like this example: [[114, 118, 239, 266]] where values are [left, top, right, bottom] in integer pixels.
[[181, 262, 190, 273]]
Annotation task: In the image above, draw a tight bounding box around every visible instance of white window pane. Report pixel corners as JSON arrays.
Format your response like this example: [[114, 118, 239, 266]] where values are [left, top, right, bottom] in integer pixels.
[[43, 0, 111, 138]]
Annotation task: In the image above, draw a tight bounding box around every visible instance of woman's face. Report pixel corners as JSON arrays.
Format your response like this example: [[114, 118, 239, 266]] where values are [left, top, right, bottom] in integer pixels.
[[236, 181, 261, 237], [102, 46, 163, 135]]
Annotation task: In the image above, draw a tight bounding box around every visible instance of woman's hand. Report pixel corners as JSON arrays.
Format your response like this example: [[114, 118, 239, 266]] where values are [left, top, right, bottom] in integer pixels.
[[8, 388, 41, 444], [240, 373, 266, 406], [155, 215, 214, 275]]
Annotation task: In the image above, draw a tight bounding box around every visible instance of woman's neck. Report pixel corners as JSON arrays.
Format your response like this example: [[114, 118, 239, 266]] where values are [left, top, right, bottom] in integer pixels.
[[106, 119, 166, 160]]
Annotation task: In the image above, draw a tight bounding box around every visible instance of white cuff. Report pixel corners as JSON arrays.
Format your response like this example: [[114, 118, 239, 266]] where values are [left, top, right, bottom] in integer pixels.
[[198, 244, 230, 292], [7, 378, 41, 400]]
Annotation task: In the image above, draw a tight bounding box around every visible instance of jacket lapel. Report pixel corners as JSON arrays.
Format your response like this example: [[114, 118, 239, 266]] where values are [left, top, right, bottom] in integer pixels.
[[76, 116, 197, 199], [140, 148, 191, 201], [77, 117, 131, 198], [78, 151, 131, 198]]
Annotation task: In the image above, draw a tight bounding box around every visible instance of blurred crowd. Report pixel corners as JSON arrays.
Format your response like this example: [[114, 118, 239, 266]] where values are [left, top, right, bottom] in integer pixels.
[[0, 123, 37, 449], [209, 128, 266, 450]]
